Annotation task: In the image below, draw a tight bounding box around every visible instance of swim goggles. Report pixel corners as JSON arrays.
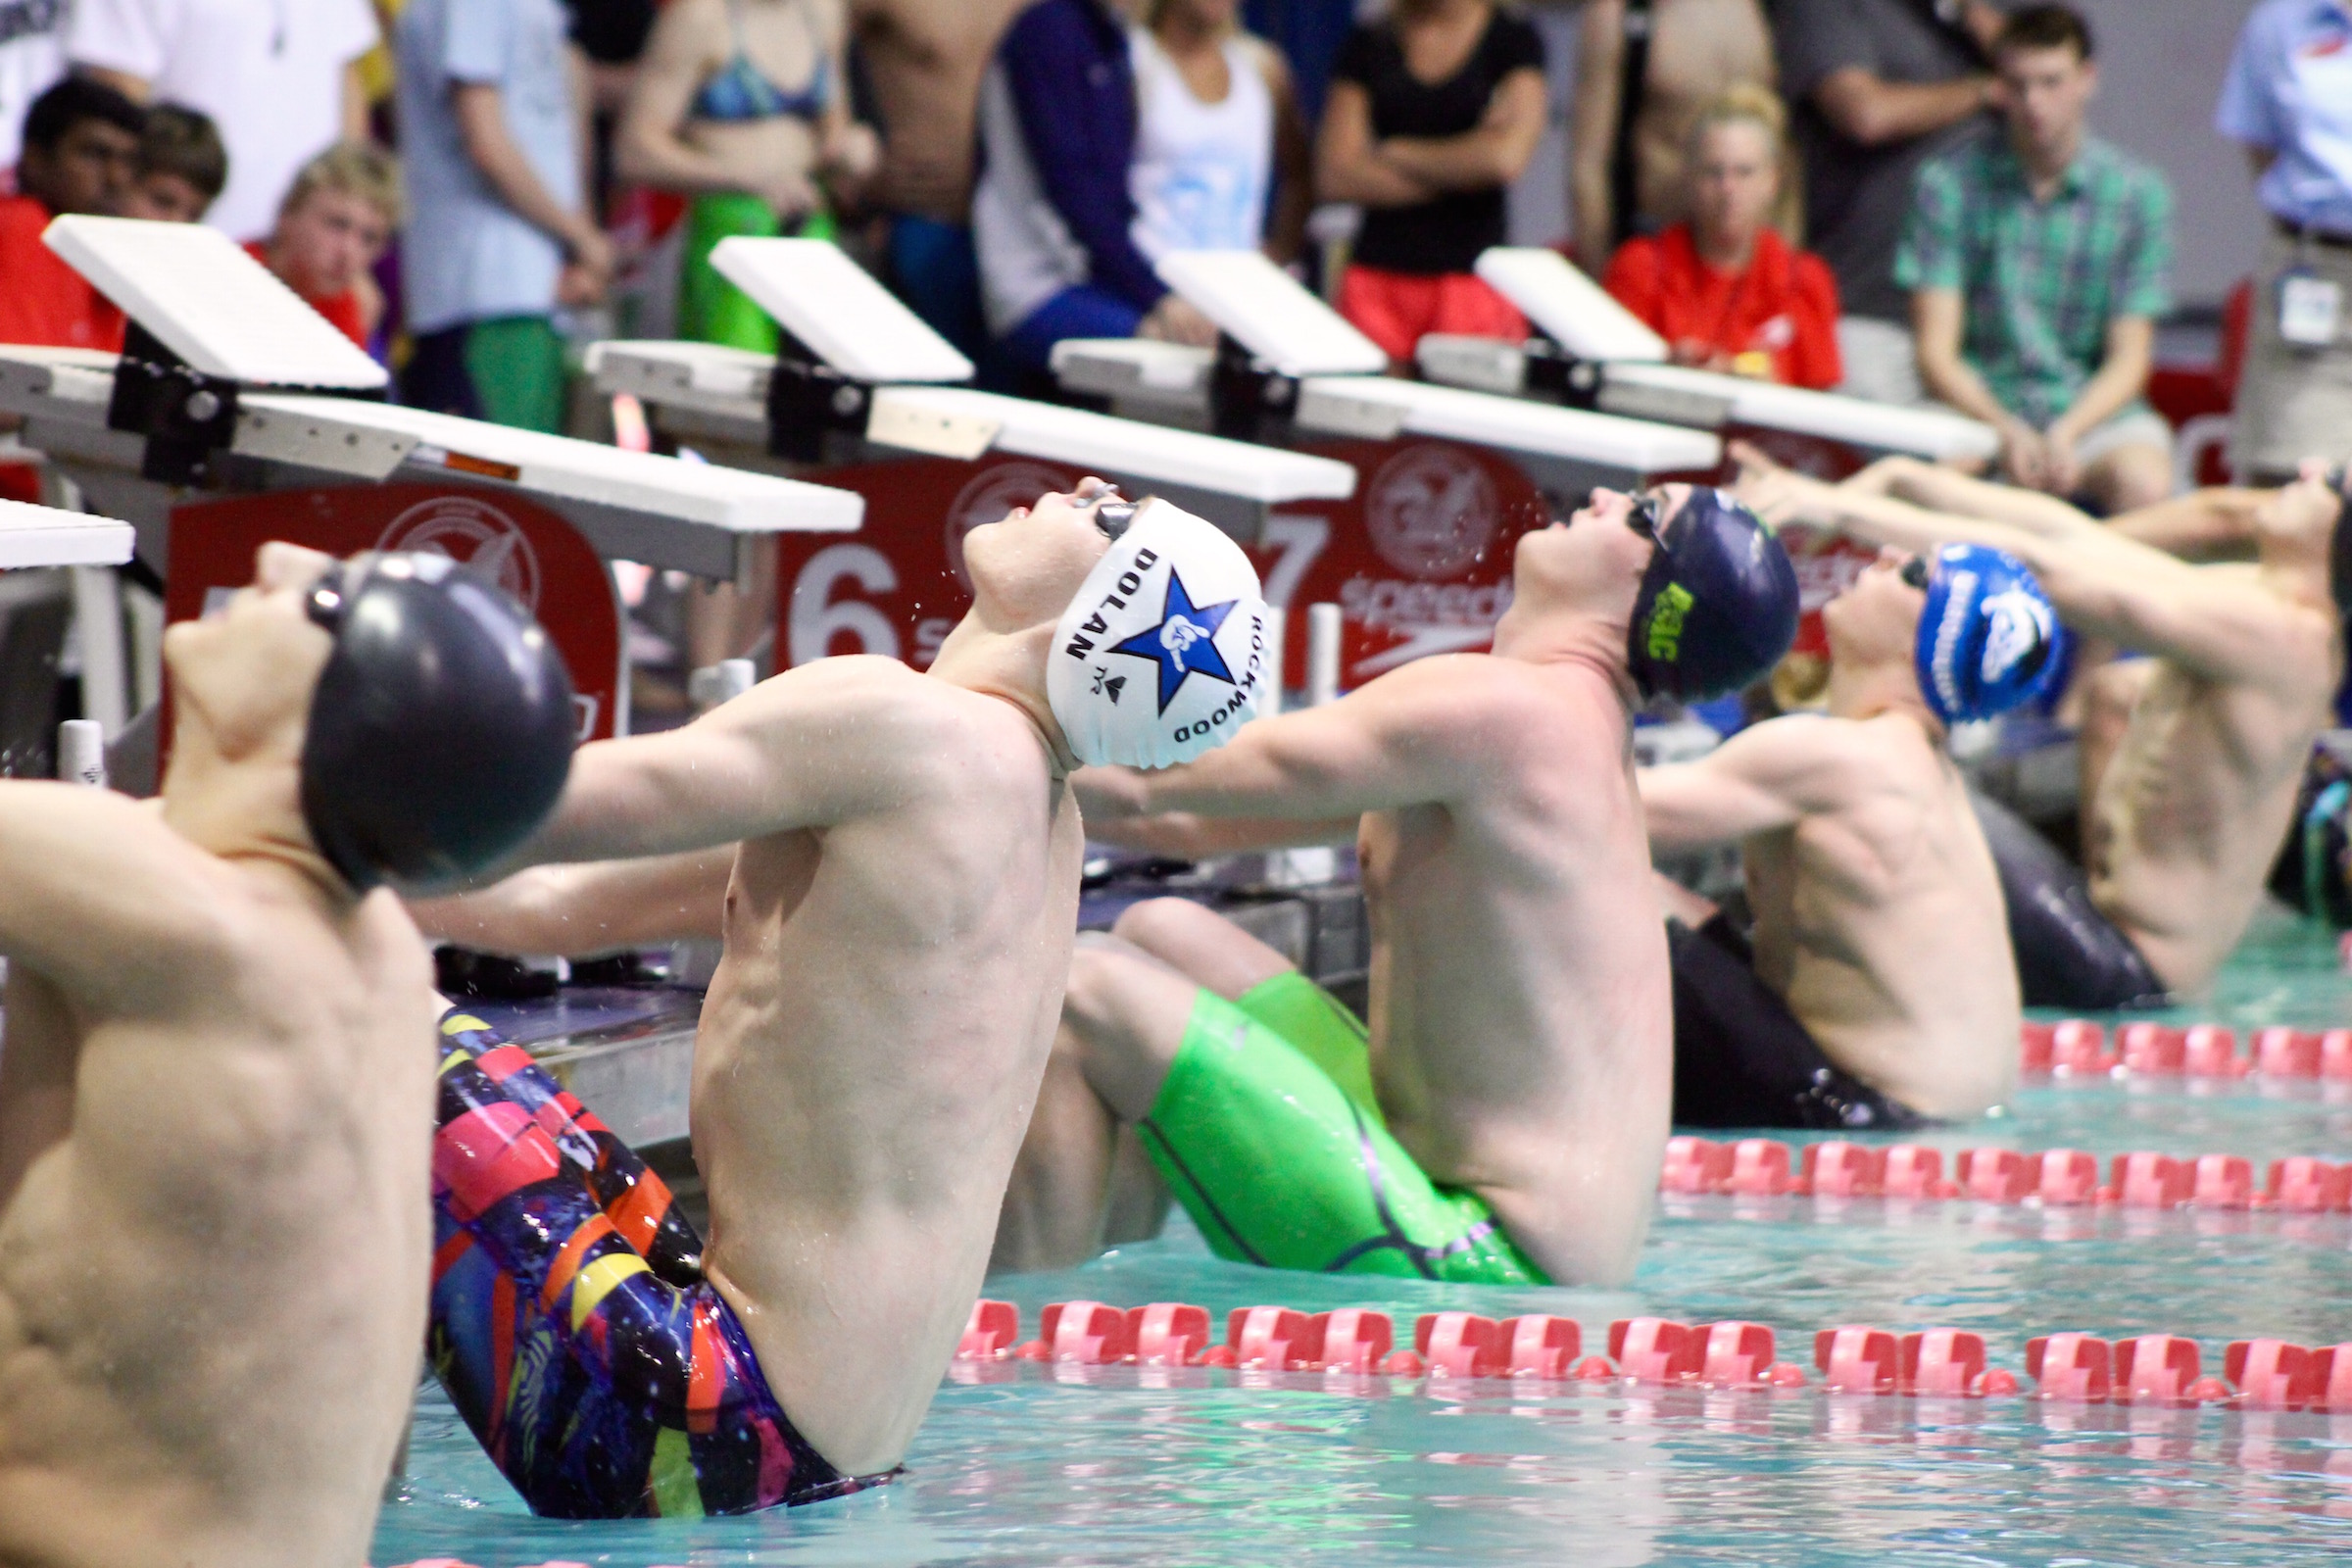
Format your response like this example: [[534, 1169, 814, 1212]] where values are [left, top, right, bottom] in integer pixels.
[[1076, 479, 1138, 542]]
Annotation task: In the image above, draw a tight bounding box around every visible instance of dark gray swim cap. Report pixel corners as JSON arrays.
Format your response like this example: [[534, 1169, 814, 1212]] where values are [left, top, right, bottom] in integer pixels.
[[299, 553, 575, 891]]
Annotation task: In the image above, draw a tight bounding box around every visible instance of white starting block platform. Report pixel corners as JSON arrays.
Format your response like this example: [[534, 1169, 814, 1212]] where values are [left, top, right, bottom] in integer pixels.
[[0, 218, 862, 580], [1407, 248, 1999, 466], [1051, 249, 1723, 494], [587, 237, 1355, 535], [0, 496, 131, 567]]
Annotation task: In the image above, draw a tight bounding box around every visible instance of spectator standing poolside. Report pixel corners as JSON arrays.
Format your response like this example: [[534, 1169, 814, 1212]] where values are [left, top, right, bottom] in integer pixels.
[[252, 143, 401, 352], [616, 0, 879, 353], [1898, 6, 2172, 515], [2216, 0, 2352, 483], [973, 0, 1218, 375], [66, 0, 377, 241], [851, 0, 1034, 359], [1567, 0, 1773, 276], [1774, 0, 2000, 405], [396, 0, 611, 434], [0, 0, 68, 174], [0, 76, 138, 352], [1601, 85, 1839, 390], [1129, 0, 1310, 266], [118, 103, 223, 222], [1317, 0, 1545, 368]]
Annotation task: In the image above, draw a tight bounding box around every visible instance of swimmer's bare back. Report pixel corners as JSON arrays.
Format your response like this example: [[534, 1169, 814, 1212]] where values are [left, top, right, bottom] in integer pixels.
[[0, 786, 438, 1568], [1739, 449, 2342, 998], [1647, 710, 2018, 1117], [498, 654, 1081, 1476], [1082, 650, 1671, 1286]]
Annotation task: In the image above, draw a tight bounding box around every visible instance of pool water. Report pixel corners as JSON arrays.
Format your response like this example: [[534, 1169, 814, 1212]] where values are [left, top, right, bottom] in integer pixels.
[[372, 908, 2352, 1567]]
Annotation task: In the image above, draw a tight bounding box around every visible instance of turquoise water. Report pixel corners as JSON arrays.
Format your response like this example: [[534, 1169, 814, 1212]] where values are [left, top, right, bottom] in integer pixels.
[[372, 909, 2352, 1567]]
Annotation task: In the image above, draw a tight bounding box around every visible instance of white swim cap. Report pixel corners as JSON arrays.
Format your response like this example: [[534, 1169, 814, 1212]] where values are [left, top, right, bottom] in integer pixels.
[[1047, 497, 1270, 769]]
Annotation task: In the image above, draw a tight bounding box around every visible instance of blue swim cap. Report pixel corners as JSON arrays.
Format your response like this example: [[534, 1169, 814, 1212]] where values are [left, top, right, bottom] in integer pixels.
[[300, 553, 576, 891], [1626, 487, 1800, 703], [1912, 543, 2065, 726]]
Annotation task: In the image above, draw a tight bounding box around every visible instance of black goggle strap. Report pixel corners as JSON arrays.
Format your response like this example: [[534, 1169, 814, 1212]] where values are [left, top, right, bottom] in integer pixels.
[[1899, 555, 1932, 591]]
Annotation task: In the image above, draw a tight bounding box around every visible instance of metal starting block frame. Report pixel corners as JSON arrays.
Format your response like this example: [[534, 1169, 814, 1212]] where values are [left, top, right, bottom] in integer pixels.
[[1411, 247, 2002, 466], [1052, 249, 1724, 503], [588, 237, 1357, 537], [0, 217, 868, 745]]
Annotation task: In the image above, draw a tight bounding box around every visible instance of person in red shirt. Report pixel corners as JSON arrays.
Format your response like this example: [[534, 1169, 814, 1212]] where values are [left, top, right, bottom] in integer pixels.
[[1601, 84, 1841, 390], [0, 77, 143, 354], [247, 142, 399, 353]]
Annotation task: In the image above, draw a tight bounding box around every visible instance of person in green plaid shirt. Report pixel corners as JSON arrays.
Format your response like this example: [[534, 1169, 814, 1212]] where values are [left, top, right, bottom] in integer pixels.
[[1896, 4, 2174, 516]]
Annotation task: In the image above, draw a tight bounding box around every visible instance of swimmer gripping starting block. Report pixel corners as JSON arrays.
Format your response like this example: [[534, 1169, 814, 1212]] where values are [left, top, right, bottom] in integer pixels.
[[0, 217, 867, 742], [1051, 249, 1724, 496], [1411, 247, 2002, 467], [586, 235, 1355, 537]]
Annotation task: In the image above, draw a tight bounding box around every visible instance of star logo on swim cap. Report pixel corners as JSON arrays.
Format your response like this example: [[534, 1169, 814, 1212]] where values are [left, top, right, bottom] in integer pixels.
[[1112, 568, 1239, 714]]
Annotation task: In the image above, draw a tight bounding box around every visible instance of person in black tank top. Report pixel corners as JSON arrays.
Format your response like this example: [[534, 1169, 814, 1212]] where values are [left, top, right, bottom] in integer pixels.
[[1315, 0, 1545, 362]]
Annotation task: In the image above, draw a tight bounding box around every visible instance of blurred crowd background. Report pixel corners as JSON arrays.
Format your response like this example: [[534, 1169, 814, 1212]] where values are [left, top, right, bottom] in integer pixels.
[[0, 0, 2335, 505]]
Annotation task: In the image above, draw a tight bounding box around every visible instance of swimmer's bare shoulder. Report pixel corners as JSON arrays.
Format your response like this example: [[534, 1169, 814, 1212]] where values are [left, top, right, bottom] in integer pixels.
[[527, 655, 1051, 867], [0, 784, 437, 1568]]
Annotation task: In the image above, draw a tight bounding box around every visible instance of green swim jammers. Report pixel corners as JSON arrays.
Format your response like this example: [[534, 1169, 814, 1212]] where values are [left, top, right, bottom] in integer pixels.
[[1137, 973, 1548, 1286]]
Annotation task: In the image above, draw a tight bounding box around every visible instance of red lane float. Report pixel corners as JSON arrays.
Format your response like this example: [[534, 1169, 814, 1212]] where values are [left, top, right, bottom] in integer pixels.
[[2018, 1019, 2352, 1082], [958, 1300, 2352, 1411], [1660, 1137, 2352, 1217]]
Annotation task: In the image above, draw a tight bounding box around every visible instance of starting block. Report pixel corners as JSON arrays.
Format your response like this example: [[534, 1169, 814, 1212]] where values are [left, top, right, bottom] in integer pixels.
[[586, 237, 1355, 681], [3, 217, 862, 748], [1049, 249, 1721, 692], [1433, 249, 1998, 466], [0, 496, 131, 567], [1417, 247, 2001, 662]]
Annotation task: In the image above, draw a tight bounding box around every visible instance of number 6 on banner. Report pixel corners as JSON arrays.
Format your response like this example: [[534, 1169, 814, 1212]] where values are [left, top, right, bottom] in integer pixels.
[[788, 543, 901, 664]]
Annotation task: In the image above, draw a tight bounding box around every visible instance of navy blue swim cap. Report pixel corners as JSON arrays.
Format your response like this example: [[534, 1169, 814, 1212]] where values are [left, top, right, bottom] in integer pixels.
[[300, 553, 576, 891], [1626, 487, 1799, 703], [1910, 543, 2065, 726]]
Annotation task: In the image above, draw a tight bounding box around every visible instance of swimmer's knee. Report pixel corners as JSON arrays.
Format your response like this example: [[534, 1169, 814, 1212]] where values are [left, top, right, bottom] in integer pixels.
[[1110, 896, 1228, 954], [1112, 896, 1295, 998]]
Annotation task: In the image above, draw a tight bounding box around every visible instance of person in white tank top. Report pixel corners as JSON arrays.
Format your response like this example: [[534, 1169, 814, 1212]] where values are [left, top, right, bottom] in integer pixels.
[[1127, 0, 1309, 264]]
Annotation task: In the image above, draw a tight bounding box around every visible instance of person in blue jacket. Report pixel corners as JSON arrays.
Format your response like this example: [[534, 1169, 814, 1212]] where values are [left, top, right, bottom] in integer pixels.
[[971, 0, 1218, 371]]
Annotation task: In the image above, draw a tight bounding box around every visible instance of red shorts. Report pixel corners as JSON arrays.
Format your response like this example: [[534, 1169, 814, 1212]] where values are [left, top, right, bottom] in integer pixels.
[[1337, 266, 1528, 366]]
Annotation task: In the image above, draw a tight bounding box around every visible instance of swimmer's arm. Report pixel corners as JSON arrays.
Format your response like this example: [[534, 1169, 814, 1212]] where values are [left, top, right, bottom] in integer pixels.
[[2108, 488, 2268, 560], [1096, 660, 1494, 820], [0, 783, 234, 1002], [407, 846, 735, 956], [504, 658, 926, 866], [2050, 549, 2333, 691], [1842, 453, 2092, 536], [1637, 716, 1860, 851]]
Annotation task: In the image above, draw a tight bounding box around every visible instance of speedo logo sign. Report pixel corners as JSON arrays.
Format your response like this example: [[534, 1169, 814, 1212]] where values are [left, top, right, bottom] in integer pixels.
[[1061, 548, 1160, 660], [1645, 582, 1694, 661]]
